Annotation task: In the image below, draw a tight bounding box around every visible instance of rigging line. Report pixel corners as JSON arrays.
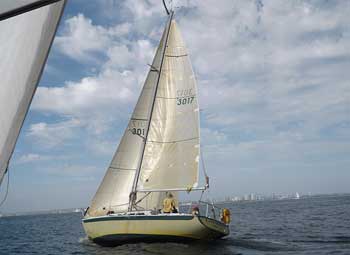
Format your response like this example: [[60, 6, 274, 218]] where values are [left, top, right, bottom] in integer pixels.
[[134, 192, 152, 205], [199, 189, 205, 202], [198, 100, 208, 180], [133, 204, 146, 211], [0, 167, 10, 208], [162, 0, 170, 15], [200, 146, 208, 178]]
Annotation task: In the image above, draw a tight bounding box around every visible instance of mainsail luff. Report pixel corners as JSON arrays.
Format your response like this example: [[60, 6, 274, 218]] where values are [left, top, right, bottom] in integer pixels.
[[0, 0, 66, 186]]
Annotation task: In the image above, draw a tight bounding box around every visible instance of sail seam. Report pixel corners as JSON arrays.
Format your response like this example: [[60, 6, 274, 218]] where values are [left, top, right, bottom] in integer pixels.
[[109, 166, 137, 171], [147, 137, 199, 144], [130, 118, 148, 121], [156, 96, 197, 99], [165, 54, 188, 58]]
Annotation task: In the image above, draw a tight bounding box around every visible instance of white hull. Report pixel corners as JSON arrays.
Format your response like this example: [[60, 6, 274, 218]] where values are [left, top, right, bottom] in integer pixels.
[[82, 214, 229, 246]]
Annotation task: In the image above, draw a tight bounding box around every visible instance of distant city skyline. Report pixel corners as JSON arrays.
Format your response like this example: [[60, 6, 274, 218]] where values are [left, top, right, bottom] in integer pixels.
[[1, 0, 350, 214]]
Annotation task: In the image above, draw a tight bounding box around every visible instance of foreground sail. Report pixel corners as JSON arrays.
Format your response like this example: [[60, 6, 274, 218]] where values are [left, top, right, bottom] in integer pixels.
[[0, 0, 66, 185], [83, 11, 229, 246]]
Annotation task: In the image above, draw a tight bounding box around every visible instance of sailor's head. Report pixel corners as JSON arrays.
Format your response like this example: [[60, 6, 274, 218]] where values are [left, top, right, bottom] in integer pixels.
[[167, 192, 173, 198]]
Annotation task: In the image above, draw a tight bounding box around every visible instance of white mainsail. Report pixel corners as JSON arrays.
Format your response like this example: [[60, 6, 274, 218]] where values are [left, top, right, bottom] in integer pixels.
[[88, 14, 199, 216], [0, 0, 66, 185]]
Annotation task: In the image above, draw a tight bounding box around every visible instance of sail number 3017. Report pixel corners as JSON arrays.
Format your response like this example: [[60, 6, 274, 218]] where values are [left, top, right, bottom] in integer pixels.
[[177, 96, 195, 105]]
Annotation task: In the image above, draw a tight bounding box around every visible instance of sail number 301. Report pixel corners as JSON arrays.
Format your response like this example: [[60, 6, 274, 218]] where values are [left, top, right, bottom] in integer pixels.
[[177, 96, 195, 105], [132, 128, 145, 136]]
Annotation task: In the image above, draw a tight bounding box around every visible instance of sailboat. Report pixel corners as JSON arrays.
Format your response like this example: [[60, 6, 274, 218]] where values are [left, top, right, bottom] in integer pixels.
[[83, 3, 230, 246], [0, 1, 66, 189]]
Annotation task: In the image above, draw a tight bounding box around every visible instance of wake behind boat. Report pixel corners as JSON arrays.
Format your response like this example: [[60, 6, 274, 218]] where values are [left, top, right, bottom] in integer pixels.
[[83, 3, 230, 246]]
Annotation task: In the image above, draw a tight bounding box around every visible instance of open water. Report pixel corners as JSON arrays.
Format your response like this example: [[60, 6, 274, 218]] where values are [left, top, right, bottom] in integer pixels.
[[1, 194, 350, 255]]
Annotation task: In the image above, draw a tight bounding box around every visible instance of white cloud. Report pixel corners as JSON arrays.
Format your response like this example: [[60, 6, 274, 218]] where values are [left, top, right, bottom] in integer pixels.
[[33, 13, 158, 138], [45, 164, 99, 179], [55, 13, 131, 62], [21, 0, 350, 199], [27, 119, 82, 148], [16, 154, 47, 164], [35, 0, 350, 153]]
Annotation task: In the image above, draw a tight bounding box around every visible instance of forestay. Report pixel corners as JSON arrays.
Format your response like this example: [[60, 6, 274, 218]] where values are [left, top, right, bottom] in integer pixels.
[[0, 0, 66, 185]]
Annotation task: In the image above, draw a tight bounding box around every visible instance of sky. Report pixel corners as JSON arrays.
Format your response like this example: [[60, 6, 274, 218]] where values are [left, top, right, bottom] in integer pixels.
[[1, 0, 350, 213]]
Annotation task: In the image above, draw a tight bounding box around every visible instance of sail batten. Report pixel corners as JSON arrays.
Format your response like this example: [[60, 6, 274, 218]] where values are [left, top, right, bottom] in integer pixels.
[[0, 0, 66, 186]]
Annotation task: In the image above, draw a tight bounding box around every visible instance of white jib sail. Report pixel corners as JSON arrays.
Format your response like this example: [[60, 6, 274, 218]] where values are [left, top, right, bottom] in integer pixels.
[[0, 0, 66, 185], [87, 17, 171, 217]]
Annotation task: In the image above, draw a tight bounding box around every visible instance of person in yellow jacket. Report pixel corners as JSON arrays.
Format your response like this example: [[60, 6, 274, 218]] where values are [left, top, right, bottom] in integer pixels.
[[163, 193, 178, 213]]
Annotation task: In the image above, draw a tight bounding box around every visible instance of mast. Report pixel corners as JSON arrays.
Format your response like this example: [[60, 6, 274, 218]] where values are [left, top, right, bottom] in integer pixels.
[[128, 11, 174, 211]]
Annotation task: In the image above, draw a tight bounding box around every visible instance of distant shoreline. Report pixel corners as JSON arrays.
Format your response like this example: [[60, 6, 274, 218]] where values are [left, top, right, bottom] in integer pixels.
[[1, 193, 349, 218]]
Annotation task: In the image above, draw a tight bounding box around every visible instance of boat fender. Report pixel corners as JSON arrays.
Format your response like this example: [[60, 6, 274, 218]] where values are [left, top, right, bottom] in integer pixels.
[[221, 208, 231, 224], [192, 206, 200, 215]]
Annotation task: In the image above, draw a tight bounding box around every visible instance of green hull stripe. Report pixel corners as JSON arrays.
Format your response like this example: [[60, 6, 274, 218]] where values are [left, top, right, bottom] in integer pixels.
[[83, 215, 194, 223]]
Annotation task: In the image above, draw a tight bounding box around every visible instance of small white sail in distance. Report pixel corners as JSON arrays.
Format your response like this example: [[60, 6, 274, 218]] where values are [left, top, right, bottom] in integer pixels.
[[87, 14, 200, 217], [0, 0, 66, 185]]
